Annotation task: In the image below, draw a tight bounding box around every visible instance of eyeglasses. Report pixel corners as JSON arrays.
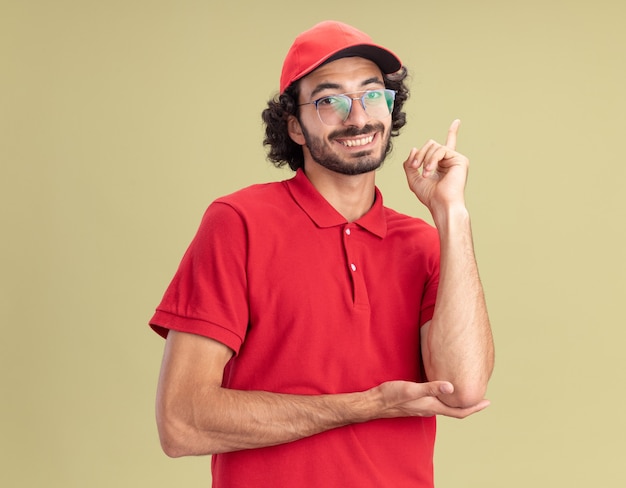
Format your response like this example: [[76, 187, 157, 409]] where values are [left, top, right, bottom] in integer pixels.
[[299, 89, 396, 125]]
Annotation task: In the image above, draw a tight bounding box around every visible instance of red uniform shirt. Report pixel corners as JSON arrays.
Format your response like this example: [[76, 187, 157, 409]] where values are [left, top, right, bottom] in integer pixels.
[[150, 169, 441, 487]]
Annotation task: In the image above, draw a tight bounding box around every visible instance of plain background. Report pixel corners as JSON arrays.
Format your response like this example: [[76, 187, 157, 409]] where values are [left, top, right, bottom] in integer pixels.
[[2, 0, 625, 486]]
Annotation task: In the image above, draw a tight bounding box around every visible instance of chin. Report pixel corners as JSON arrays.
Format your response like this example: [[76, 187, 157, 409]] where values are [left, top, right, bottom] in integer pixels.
[[324, 157, 385, 176]]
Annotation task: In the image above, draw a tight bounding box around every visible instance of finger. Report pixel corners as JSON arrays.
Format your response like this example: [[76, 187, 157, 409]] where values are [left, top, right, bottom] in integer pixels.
[[444, 399, 491, 419], [411, 140, 438, 177], [402, 147, 420, 169], [422, 145, 448, 177], [412, 140, 433, 168], [445, 119, 461, 150], [423, 143, 447, 164]]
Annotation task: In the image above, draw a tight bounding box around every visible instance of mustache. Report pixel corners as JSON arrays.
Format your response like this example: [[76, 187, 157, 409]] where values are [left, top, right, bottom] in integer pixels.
[[329, 123, 385, 139]]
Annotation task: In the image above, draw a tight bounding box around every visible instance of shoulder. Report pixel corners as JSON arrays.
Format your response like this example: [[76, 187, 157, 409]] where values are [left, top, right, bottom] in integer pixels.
[[213, 180, 291, 213], [218, 180, 288, 203], [185, 182, 292, 269], [384, 206, 437, 235], [382, 206, 440, 258], [198, 179, 294, 234]]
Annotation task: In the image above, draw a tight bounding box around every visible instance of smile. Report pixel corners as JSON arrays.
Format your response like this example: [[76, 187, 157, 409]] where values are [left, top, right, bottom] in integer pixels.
[[338, 134, 375, 147]]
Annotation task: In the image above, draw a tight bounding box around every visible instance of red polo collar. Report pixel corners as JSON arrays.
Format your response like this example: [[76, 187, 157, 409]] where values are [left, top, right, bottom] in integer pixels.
[[284, 169, 388, 239]]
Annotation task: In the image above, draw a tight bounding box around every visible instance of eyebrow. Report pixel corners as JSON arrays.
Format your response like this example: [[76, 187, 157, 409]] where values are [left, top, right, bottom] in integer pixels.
[[309, 76, 385, 99]]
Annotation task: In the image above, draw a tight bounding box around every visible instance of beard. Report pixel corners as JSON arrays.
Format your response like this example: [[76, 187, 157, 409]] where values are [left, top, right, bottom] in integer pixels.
[[300, 122, 392, 176]]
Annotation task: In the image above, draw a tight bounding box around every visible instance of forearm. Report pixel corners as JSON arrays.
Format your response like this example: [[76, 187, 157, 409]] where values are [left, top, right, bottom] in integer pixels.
[[158, 385, 377, 456], [156, 305, 491, 459], [157, 376, 489, 456], [423, 205, 494, 407]]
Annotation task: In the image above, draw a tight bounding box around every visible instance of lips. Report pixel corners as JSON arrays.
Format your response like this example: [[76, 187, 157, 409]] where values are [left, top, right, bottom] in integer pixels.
[[331, 123, 383, 149], [338, 135, 375, 147]]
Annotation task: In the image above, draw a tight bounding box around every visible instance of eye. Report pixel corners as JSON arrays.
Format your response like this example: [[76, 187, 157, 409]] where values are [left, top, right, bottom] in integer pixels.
[[364, 90, 384, 101], [317, 95, 343, 107]]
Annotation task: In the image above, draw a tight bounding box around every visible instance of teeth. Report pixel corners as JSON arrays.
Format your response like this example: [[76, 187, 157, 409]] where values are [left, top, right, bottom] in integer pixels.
[[341, 135, 374, 147]]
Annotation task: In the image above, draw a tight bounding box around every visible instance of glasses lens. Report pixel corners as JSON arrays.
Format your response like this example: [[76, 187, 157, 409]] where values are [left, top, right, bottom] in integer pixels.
[[362, 90, 395, 118], [316, 95, 351, 125], [314, 90, 396, 125]]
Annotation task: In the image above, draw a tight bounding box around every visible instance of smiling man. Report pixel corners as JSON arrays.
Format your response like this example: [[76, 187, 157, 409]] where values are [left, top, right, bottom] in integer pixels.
[[292, 58, 392, 176], [150, 20, 494, 488]]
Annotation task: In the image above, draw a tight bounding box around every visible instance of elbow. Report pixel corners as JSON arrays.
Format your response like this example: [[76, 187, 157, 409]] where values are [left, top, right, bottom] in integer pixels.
[[156, 409, 210, 458], [444, 367, 493, 409], [437, 358, 495, 409], [443, 384, 488, 409], [157, 416, 194, 458], [156, 408, 225, 457], [160, 438, 187, 459]]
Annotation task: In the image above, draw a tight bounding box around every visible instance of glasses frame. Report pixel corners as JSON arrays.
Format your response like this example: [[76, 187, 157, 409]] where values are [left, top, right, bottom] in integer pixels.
[[299, 89, 397, 126]]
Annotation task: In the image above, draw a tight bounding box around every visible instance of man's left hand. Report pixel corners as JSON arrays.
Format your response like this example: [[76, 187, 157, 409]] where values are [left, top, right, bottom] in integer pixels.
[[403, 119, 469, 214]]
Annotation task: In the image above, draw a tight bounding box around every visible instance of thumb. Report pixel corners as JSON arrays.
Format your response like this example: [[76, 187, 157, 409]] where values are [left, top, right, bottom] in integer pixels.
[[426, 381, 454, 396]]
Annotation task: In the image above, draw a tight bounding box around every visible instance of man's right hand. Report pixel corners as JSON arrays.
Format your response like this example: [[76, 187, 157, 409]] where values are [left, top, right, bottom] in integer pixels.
[[371, 380, 490, 420]]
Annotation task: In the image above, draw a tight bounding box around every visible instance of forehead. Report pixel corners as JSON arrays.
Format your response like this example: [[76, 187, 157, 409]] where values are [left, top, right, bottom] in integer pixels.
[[298, 57, 384, 99]]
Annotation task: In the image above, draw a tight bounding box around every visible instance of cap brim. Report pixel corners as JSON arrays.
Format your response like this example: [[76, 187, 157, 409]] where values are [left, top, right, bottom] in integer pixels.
[[326, 45, 402, 74]]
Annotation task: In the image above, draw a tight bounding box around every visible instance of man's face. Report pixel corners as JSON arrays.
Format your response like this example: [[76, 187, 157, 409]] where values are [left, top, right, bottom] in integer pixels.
[[294, 57, 393, 176]]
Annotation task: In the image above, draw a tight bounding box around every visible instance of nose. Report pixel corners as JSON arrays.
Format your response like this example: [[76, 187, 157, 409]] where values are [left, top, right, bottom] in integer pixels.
[[343, 97, 369, 127]]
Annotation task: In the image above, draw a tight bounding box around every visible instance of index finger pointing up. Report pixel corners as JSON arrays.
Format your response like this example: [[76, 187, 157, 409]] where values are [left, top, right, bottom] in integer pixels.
[[446, 119, 461, 150]]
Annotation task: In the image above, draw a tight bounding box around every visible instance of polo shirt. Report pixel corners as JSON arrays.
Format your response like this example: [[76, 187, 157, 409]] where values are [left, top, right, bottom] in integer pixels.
[[150, 168, 441, 488]]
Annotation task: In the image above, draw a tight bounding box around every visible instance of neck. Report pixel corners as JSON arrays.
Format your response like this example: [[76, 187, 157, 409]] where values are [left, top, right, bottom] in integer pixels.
[[303, 161, 376, 222]]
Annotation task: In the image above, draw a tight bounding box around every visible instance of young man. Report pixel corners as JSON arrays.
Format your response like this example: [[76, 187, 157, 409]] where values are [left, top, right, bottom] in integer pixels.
[[150, 20, 494, 487]]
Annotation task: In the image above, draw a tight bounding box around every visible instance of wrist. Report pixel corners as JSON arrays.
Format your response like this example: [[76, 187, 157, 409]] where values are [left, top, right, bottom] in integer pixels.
[[352, 386, 384, 423], [431, 204, 470, 231]]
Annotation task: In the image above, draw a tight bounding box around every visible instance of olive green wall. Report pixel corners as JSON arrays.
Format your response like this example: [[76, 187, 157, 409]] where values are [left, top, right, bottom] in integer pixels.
[[2, 0, 625, 486]]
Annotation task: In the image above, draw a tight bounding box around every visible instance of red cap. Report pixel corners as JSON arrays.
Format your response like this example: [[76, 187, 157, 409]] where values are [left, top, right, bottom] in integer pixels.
[[279, 21, 402, 93]]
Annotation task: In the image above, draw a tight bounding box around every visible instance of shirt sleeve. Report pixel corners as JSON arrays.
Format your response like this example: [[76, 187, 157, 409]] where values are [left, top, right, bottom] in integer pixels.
[[149, 201, 249, 354]]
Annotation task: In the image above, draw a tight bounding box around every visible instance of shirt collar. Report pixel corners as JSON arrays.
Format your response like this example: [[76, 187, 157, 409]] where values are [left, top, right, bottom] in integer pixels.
[[284, 169, 387, 239]]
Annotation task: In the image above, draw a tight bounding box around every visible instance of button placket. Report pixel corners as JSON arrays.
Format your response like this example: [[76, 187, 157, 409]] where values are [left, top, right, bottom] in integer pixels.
[[343, 225, 356, 273], [342, 224, 369, 308]]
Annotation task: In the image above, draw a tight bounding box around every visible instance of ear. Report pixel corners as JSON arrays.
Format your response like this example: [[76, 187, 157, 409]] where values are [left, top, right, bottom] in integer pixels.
[[287, 115, 306, 145]]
